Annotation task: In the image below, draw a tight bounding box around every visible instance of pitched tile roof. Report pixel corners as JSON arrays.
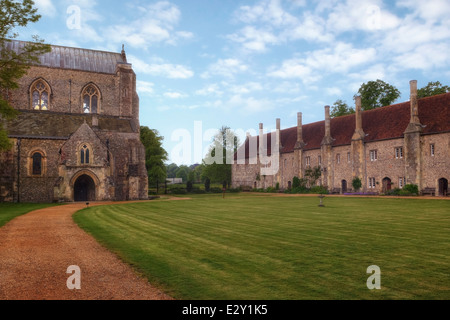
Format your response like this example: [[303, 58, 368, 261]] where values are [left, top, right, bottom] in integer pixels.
[[236, 92, 450, 159], [3, 40, 127, 74]]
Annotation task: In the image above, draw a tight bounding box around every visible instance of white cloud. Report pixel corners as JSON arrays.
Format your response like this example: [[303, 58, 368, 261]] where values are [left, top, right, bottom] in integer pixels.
[[326, 0, 401, 33], [235, 0, 298, 27], [103, 1, 192, 48], [393, 43, 450, 71], [227, 95, 274, 114], [268, 43, 377, 82], [195, 84, 224, 96], [128, 55, 194, 79], [34, 0, 57, 17], [136, 81, 155, 95], [397, 0, 450, 22], [285, 12, 334, 43], [201, 59, 248, 79], [228, 26, 280, 52], [164, 92, 187, 99], [228, 82, 264, 95]]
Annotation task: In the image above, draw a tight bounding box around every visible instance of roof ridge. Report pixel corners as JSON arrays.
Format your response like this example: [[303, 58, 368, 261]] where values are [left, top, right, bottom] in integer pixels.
[[7, 39, 123, 56]]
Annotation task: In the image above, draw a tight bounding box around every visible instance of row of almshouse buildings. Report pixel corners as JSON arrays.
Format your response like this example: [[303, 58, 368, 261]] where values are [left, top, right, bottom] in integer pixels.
[[232, 81, 450, 196]]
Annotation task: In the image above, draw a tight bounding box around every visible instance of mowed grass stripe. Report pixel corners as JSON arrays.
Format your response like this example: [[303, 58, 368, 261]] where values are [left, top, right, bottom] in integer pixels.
[[73, 195, 450, 300]]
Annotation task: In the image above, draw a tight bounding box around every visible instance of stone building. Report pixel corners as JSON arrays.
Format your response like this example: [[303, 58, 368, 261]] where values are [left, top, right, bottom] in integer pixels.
[[232, 81, 450, 196], [0, 40, 148, 203]]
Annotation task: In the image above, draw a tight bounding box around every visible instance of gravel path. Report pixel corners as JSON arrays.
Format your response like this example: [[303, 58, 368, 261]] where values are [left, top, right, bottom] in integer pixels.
[[0, 202, 173, 300]]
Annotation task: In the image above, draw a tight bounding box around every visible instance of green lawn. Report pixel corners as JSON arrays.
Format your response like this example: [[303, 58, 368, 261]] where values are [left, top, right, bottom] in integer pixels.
[[0, 203, 59, 227], [73, 194, 450, 300]]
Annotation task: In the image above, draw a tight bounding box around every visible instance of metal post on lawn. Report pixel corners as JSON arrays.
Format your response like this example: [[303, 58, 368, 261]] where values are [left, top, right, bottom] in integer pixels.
[[318, 194, 325, 207]]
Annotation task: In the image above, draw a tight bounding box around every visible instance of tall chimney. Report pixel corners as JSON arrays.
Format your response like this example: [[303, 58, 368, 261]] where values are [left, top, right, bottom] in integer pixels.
[[259, 123, 264, 160], [352, 96, 365, 141], [321, 105, 333, 146], [295, 112, 305, 149], [276, 118, 281, 151], [325, 105, 331, 137], [410, 80, 420, 124], [355, 96, 362, 131]]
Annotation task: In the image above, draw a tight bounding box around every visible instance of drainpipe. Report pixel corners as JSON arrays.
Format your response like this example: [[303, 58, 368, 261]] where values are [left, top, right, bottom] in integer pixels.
[[16, 138, 21, 203]]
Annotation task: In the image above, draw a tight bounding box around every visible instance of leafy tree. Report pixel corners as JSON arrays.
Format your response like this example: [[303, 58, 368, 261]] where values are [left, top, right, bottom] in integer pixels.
[[175, 165, 190, 182], [202, 126, 240, 188], [166, 163, 179, 178], [305, 166, 322, 187], [355, 80, 401, 111], [140, 126, 168, 189], [0, 0, 51, 150], [417, 81, 450, 98], [330, 99, 355, 118]]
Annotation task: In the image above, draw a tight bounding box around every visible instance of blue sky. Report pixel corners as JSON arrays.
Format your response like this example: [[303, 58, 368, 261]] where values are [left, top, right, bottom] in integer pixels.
[[19, 0, 450, 164]]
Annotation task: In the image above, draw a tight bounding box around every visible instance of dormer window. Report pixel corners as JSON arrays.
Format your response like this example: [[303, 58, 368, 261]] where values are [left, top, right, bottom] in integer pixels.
[[30, 79, 51, 111], [82, 84, 100, 114]]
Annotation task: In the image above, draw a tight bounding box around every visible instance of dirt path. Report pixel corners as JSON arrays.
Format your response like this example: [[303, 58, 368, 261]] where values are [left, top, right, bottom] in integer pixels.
[[0, 202, 173, 300]]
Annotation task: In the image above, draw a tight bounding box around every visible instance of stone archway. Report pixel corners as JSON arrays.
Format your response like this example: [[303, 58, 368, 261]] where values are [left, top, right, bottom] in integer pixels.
[[438, 178, 448, 196], [74, 174, 96, 202], [341, 180, 348, 193], [382, 177, 392, 193]]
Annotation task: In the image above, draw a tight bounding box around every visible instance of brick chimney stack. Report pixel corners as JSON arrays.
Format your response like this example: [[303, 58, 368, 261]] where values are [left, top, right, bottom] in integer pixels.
[[321, 105, 333, 146], [352, 96, 365, 141], [295, 112, 305, 149], [410, 80, 420, 125], [276, 118, 281, 151]]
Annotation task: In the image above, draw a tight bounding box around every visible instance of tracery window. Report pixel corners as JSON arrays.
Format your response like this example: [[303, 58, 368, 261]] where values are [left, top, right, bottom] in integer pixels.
[[31, 79, 50, 111], [82, 84, 100, 114], [80, 145, 91, 165]]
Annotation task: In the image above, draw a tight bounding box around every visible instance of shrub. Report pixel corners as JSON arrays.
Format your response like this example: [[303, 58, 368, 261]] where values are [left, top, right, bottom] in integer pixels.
[[403, 184, 419, 195], [292, 177, 300, 189], [386, 188, 401, 196], [310, 186, 329, 194], [186, 181, 193, 192], [210, 187, 223, 193], [171, 187, 187, 194], [265, 187, 277, 193], [352, 177, 362, 191], [205, 178, 211, 192], [291, 186, 308, 194], [275, 182, 280, 191]]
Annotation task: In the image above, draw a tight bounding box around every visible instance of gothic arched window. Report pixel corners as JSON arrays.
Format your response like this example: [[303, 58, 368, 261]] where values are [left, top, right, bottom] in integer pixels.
[[80, 144, 91, 165], [82, 84, 100, 114], [30, 79, 51, 111], [28, 150, 46, 177], [32, 152, 42, 175]]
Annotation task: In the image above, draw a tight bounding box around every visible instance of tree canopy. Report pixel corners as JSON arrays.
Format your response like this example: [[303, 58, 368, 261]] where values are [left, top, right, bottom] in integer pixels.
[[202, 126, 240, 188], [417, 81, 450, 98], [330, 99, 355, 118], [140, 126, 168, 186], [0, 0, 51, 150], [355, 79, 401, 111]]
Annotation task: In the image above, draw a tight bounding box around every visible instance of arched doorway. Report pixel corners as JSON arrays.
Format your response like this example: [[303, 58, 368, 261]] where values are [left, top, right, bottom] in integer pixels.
[[382, 177, 392, 193], [342, 180, 348, 193], [438, 178, 448, 196], [74, 174, 96, 202]]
